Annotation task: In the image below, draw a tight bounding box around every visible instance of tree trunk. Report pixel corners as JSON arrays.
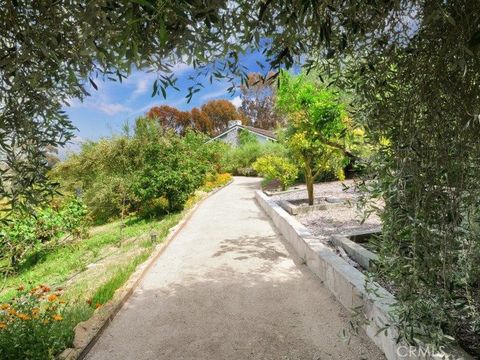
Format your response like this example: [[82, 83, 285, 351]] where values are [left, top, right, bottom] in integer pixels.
[[305, 165, 314, 205]]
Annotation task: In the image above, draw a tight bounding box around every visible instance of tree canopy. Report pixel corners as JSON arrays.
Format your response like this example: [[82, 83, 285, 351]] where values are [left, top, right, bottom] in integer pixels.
[[145, 99, 243, 136], [277, 72, 351, 204], [240, 73, 284, 130], [3, 1, 479, 215]]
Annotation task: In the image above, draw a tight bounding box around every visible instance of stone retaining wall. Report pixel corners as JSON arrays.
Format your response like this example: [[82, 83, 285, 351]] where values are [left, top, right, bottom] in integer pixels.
[[255, 190, 471, 360]]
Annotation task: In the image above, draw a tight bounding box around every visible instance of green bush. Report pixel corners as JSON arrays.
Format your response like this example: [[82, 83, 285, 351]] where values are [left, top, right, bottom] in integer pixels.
[[0, 198, 87, 269], [221, 136, 288, 176], [253, 155, 298, 190], [52, 119, 224, 222], [133, 134, 210, 211]]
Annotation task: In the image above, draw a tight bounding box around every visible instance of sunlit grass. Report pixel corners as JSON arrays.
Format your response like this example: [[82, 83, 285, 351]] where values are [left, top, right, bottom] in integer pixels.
[[0, 213, 181, 302], [89, 252, 150, 308]]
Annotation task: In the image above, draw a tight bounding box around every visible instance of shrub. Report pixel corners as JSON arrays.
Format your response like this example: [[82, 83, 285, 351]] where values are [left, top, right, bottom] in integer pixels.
[[253, 155, 298, 190], [221, 137, 288, 176], [0, 198, 87, 269], [202, 173, 232, 192], [52, 119, 225, 222], [0, 285, 89, 360], [51, 137, 141, 224], [133, 131, 214, 212]]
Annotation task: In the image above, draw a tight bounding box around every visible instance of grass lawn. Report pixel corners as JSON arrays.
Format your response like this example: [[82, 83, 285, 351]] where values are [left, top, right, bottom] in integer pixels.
[[0, 213, 182, 303]]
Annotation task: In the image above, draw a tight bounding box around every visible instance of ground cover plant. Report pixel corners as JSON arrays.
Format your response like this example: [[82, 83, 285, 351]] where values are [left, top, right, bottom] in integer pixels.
[[0, 285, 91, 360]]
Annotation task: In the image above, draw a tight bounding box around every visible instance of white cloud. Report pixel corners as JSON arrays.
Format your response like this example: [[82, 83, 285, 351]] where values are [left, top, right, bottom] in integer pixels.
[[200, 87, 230, 101], [231, 96, 242, 108], [98, 103, 132, 116], [170, 62, 192, 75], [132, 78, 149, 97]]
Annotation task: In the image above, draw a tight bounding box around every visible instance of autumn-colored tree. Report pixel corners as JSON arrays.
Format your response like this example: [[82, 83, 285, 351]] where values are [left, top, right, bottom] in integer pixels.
[[201, 99, 245, 134], [240, 73, 285, 130], [147, 99, 246, 136], [190, 108, 213, 135], [146, 105, 191, 135]]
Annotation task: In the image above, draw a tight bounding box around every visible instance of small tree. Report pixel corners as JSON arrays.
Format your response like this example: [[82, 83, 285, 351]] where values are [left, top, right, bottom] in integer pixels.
[[277, 72, 349, 205], [253, 155, 298, 190]]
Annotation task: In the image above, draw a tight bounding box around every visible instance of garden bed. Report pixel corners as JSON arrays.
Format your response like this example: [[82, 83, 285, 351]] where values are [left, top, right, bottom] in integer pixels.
[[271, 180, 381, 242], [331, 229, 380, 270]]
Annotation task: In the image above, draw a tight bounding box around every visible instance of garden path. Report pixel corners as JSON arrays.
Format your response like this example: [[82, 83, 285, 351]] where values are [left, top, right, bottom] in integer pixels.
[[86, 177, 383, 360]]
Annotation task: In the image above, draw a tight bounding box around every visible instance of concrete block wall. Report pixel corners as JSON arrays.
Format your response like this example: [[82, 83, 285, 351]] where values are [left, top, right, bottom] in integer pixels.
[[255, 190, 471, 360]]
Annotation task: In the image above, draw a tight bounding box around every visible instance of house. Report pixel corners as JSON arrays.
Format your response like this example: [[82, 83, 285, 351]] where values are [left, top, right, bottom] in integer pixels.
[[208, 120, 276, 146]]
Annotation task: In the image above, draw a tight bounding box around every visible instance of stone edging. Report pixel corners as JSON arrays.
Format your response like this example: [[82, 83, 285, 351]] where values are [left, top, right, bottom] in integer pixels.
[[254, 190, 472, 360], [59, 180, 233, 360], [331, 233, 379, 270]]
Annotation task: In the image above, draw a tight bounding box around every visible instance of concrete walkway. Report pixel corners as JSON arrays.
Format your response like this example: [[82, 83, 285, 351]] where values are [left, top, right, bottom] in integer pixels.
[[87, 177, 383, 360]]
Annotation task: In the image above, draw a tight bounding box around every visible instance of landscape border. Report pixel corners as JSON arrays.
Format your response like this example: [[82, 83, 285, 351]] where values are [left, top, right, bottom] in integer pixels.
[[255, 190, 471, 360]]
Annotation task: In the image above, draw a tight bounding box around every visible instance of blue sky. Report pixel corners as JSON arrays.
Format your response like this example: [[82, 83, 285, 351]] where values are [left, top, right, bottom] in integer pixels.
[[64, 50, 268, 142]]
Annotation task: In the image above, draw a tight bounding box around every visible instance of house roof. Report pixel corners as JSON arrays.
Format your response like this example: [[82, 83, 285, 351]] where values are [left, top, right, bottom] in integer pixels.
[[245, 126, 276, 139], [208, 124, 277, 143]]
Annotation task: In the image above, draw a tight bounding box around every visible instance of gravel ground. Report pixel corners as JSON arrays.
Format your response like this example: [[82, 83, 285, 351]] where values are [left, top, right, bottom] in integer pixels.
[[87, 177, 383, 360], [271, 180, 382, 242], [272, 179, 359, 202]]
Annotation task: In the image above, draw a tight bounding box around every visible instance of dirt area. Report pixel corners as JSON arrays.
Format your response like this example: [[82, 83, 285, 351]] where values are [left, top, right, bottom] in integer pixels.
[[271, 180, 382, 242]]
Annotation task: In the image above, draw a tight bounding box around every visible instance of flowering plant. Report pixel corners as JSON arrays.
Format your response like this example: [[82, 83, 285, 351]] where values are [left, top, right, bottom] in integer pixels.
[[0, 285, 73, 360]]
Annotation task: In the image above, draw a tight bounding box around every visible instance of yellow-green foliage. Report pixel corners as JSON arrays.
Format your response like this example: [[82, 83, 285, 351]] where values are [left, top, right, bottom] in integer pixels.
[[202, 173, 232, 192], [253, 155, 298, 190], [276, 72, 353, 203]]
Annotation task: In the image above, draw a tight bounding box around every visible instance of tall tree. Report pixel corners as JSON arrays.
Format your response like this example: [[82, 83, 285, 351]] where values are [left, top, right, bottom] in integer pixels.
[[201, 99, 245, 134], [240, 73, 284, 130], [146, 105, 191, 135], [190, 108, 213, 135]]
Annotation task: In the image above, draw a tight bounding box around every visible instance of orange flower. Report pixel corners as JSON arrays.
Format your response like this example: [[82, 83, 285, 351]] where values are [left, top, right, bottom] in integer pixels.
[[47, 294, 58, 302], [0, 304, 10, 310], [40, 285, 51, 292], [8, 308, 17, 316], [59, 300, 66, 304], [95, 303, 102, 309], [17, 313, 30, 321], [16, 285, 24, 291], [52, 314, 63, 321], [0, 322, 6, 330]]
